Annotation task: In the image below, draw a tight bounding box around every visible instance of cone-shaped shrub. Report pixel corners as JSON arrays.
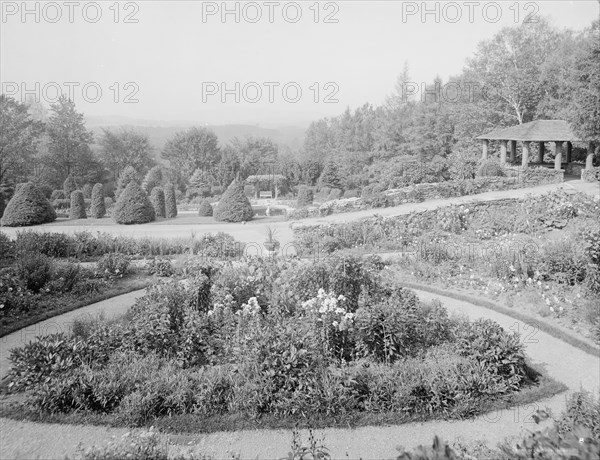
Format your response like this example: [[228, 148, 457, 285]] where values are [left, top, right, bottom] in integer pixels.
[[164, 183, 178, 218], [214, 179, 254, 222], [1, 182, 56, 227], [150, 186, 166, 218], [113, 181, 155, 224], [142, 166, 164, 194], [82, 183, 93, 199], [296, 185, 314, 207], [90, 183, 106, 218], [69, 190, 87, 219], [115, 166, 138, 199], [63, 175, 78, 197], [319, 161, 342, 190], [198, 199, 213, 217]]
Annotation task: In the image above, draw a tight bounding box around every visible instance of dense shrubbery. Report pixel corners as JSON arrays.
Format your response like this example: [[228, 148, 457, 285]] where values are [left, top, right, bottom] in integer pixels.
[[1, 182, 56, 227], [90, 183, 106, 218], [214, 179, 254, 222], [113, 181, 155, 225], [63, 175, 78, 197], [297, 186, 314, 207], [7, 254, 535, 428], [115, 166, 138, 199], [96, 253, 130, 279]]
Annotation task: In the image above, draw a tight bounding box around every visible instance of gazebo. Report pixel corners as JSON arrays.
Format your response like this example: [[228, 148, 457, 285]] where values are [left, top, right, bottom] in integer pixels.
[[476, 120, 595, 171]]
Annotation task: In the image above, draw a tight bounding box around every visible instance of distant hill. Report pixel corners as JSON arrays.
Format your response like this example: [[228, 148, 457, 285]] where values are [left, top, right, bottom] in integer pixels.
[[86, 116, 307, 156]]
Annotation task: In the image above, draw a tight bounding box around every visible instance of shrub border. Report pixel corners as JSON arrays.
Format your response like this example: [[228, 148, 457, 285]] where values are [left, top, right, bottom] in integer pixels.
[[0, 280, 150, 339], [397, 280, 600, 358]]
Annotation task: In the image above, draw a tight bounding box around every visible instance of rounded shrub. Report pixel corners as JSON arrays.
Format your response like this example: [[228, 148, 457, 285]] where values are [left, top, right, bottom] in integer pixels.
[[1, 183, 56, 227], [198, 199, 213, 217], [477, 159, 505, 178], [214, 179, 254, 222], [69, 190, 87, 219], [296, 186, 314, 207], [164, 183, 178, 218], [113, 181, 155, 225], [90, 183, 106, 218], [63, 175, 78, 197], [150, 187, 166, 218]]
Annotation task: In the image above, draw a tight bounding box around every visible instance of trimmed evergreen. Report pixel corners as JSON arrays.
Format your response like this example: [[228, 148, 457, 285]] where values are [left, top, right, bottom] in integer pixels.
[[198, 199, 213, 217], [214, 179, 254, 222], [142, 166, 164, 194], [150, 186, 166, 218], [1, 182, 56, 227], [90, 183, 106, 218], [63, 175, 78, 197], [164, 183, 178, 218], [115, 166, 138, 199], [113, 181, 155, 225], [296, 186, 314, 207], [69, 190, 87, 219], [82, 183, 93, 199]]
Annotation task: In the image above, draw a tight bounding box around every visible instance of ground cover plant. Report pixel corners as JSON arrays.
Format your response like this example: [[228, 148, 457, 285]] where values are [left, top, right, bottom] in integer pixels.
[[1, 253, 563, 433], [294, 190, 600, 344]]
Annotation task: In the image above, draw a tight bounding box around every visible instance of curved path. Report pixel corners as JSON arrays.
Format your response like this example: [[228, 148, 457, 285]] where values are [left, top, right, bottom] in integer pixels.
[[1, 287, 598, 460]]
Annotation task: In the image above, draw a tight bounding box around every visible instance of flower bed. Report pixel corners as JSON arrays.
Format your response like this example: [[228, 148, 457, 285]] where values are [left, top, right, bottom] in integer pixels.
[[2, 254, 548, 431]]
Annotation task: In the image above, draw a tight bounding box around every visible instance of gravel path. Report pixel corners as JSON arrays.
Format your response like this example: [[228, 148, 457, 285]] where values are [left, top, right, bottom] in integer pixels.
[[1, 288, 598, 460]]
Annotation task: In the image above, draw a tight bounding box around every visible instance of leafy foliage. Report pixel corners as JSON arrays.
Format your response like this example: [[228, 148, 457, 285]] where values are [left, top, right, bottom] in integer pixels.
[[198, 199, 213, 217], [214, 179, 254, 222], [1, 182, 56, 227], [113, 181, 155, 225]]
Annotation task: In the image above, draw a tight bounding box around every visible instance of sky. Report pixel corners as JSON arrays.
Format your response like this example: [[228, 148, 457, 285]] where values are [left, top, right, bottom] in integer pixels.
[[1, 1, 598, 126]]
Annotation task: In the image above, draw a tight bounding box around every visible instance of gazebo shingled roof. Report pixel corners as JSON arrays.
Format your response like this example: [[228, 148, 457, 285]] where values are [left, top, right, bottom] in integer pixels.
[[476, 120, 580, 142]]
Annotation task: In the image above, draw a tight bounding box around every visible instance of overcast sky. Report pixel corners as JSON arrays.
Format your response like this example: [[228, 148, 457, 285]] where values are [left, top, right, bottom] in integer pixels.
[[1, 1, 598, 126]]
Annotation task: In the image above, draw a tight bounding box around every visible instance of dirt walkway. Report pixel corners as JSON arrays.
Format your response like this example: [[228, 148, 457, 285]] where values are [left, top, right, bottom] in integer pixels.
[[1, 288, 598, 460]]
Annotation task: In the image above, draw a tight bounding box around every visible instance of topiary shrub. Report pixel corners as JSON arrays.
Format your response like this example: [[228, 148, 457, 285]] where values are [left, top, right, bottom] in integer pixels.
[[142, 166, 164, 194], [113, 181, 155, 225], [63, 175, 78, 197], [198, 199, 213, 217], [90, 183, 106, 218], [1, 183, 57, 227], [296, 186, 314, 207], [477, 159, 505, 178], [115, 166, 138, 199], [150, 187, 166, 218], [214, 179, 254, 222], [69, 190, 87, 219], [50, 190, 65, 201], [82, 183, 93, 199], [164, 183, 178, 218]]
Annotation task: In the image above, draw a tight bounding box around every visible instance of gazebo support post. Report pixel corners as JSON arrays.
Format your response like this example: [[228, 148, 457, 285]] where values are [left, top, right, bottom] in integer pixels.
[[554, 141, 563, 171], [566, 142, 572, 164], [587, 142, 595, 170], [522, 142, 530, 169], [500, 140, 507, 165], [481, 139, 489, 160], [537, 142, 544, 163], [510, 140, 516, 163]]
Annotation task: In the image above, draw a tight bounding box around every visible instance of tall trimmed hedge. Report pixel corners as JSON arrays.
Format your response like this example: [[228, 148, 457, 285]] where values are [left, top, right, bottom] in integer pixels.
[[164, 183, 178, 218], [90, 183, 106, 218], [113, 181, 155, 225], [198, 199, 213, 217], [69, 190, 87, 219], [297, 186, 314, 207], [82, 183, 93, 199], [1, 182, 56, 227], [150, 187, 166, 218], [214, 179, 254, 222]]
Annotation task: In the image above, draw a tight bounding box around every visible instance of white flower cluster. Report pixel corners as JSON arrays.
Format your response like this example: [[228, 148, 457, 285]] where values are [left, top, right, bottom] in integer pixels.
[[302, 288, 354, 331], [237, 296, 261, 317]]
